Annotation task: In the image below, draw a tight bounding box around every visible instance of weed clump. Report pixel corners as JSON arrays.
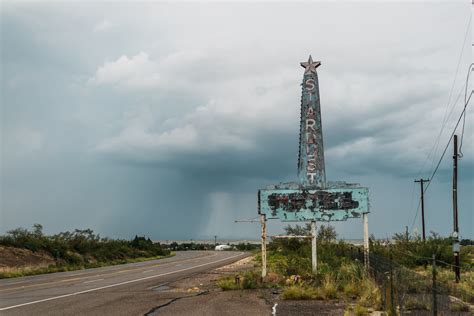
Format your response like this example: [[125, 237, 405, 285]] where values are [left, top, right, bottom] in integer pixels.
[[282, 286, 323, 300], [217, 277, 241, 291], [404, 297, 429, 311]]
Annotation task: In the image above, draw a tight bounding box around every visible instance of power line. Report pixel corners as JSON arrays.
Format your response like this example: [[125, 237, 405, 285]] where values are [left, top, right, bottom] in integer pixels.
[[458, 63, 474, 157], [407, 15, 472, 232], [408, 63, 473, 232], [417, 14, 472, 179], [423, 64, 474, 193]]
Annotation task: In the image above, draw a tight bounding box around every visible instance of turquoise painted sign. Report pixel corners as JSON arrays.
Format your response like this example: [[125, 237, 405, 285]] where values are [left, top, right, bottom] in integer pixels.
[[258, 187, 369, 221], [257, 56, 369, 221]]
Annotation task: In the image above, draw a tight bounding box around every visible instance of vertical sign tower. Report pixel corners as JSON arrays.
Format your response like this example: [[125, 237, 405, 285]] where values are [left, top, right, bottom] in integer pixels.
[[258, 56, 371, 276], [298, 56, 326, 188]]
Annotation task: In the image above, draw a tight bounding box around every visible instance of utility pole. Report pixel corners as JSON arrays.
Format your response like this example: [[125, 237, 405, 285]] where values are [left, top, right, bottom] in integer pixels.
[[214, 235, 217, 247], [452, 135, 460, 282], [414, 178, 430, 241]]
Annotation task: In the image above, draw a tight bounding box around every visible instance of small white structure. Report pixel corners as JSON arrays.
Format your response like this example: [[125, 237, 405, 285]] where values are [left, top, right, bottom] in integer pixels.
[[215, 244, 232, 251]]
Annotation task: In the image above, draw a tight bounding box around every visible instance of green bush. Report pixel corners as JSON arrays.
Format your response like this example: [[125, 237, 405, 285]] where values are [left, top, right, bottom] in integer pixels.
[[0, 224, 172, 278], [371, 232, 471, 268], [322, 275, 338, 299], [450, 302, 470, 312], [404, 297, 429, 311], [217, 277, 241, 291], [282, 286, 323, 300], [242, 270, 260, 289], [353, 304, 369, 316]]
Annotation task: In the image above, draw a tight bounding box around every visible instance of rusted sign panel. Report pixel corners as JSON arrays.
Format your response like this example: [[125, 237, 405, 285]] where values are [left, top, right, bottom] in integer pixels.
[[257, 56, 369, 222], [258, 187, 369, 221]]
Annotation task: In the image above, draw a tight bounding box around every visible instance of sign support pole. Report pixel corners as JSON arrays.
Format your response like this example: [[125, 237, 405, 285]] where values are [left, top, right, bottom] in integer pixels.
[[311, 220, 317, 273], [363, 213, 369, 272], [260, 214, 267, 278]]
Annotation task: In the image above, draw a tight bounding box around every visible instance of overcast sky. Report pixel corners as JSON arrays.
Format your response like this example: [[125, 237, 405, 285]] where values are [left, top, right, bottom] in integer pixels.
[[1, 1, 473, 240]]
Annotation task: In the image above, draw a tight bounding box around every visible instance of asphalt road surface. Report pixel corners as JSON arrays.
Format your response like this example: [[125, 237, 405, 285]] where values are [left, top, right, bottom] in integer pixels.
[[0, 251, 248, 315]]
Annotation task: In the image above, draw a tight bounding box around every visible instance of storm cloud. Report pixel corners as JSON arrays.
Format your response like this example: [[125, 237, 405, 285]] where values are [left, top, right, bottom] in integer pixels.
[[1, 1, 472, 240]]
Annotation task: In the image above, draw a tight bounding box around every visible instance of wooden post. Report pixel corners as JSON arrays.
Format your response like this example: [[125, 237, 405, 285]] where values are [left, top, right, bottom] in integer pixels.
[[363, 213, 369, 272], [260, 214, 267, 278], [311, 220, 317, 273]]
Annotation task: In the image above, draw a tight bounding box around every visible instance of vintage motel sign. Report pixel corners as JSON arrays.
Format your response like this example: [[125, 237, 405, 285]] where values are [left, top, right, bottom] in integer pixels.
[[259, 187, 369, 221], [258, 56, 369, 221]]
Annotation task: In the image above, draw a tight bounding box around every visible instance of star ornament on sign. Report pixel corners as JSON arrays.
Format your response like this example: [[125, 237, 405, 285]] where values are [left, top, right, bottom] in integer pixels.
[[300, 55, 321, 74]]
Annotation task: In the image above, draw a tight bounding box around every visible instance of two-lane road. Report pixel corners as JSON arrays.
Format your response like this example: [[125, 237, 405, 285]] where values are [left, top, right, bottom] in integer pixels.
[[0, 251, 248, 315]]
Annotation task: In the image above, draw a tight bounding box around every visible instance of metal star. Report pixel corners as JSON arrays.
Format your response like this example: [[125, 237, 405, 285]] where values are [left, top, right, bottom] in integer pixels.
[[300, 55, 321, 74]]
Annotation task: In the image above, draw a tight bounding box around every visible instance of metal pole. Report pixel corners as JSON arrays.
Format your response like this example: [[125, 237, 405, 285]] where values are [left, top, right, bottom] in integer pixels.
[[363, 213, 369, 272], [311, 221, 317, 273], [453, 135, 460, 283], [415, 178, 429, 241], [260, 214, 267, 278]]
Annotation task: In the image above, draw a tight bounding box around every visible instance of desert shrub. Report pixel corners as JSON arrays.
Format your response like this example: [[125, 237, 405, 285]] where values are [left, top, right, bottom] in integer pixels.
[[264, 272, 284, 285], [235, 243, 259, 251], [358, 278, 381, 309], [322, 275, 338, 299], [404, 297, 429, 311], [217, 277, 241, 291], [0, 225, 170, 270], [282, 286, 323, 300], [217, 270, 263, 291], [353, 304, 369, 316], [343, 282, 359, 298], [450, 302, 470, 312], [242, 270, 260, 289], [371, 232, 471, 268], [64, 251, 84, 265]]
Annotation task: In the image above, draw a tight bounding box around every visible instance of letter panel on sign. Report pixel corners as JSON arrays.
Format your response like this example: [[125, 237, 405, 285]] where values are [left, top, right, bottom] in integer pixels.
[[258, 188, 369, 221]]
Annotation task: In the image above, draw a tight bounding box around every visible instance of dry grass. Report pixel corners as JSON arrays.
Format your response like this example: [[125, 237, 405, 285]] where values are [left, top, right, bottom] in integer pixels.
[[282, 286, 324, 300]]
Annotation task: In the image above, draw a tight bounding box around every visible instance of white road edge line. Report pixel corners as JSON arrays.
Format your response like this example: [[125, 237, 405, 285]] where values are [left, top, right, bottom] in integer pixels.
[[0, 252, 245, 311]]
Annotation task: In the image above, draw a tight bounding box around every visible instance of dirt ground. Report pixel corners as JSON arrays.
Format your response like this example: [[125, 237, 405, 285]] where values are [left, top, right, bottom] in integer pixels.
[[0, 246, 55, 271], [144, 255, 347, 316]]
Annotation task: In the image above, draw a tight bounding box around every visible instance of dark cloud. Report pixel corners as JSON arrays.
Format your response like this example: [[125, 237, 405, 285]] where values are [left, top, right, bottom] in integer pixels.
[[1, 2, 472, 240]]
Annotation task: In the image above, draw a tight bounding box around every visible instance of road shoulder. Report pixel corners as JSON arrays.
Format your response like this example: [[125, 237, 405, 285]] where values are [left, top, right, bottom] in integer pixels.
[[145, 255, 272, 316]]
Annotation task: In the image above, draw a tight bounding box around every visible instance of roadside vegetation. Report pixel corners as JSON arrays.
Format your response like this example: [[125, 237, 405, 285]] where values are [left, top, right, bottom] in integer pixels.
[[371, 231, 472, 268], [217, 224, 473, 315], [168, 241, 259, 251], [0, 224, 172, 278], [218, 224, 382, 313], [371, 232, 473, 299]]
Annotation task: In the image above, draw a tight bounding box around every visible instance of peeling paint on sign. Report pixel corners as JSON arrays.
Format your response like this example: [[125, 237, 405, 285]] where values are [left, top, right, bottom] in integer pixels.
[[258, 188, 369, 221], [257, 56, 370, 222]]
